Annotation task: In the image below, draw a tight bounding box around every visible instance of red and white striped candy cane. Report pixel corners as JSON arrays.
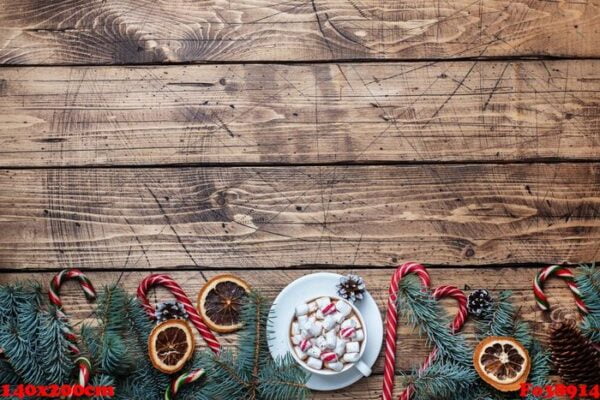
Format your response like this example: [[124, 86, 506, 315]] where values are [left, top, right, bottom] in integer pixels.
[[382, 262, 432, 400], [48, 269, 97, 389], [399, 285, 468, 400], [137, 274, 221, 354], [533, 265, 588, 315]]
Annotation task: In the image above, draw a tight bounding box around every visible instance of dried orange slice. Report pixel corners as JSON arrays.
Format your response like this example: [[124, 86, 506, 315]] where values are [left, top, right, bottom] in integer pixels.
[[148, 319, 195, 374], [473, 336, 531, 392], [197, 274, 250, 333]]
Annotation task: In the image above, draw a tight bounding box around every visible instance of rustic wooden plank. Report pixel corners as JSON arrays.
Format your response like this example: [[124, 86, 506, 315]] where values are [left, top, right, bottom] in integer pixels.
[[0, 267, 581, 374], [1, 61, 600, 167], [1, 163, 599, 269], [0, 0, 598, 64]]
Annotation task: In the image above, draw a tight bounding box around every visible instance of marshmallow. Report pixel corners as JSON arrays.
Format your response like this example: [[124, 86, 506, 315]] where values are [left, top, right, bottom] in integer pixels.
[[343, 352, 360, 363], [291, 322, 300, 336], [322, 302, 337, 315], [316, 297, 331, 309], [340, 327, 356, 339], [295, 303, 309, 316], [336, 301, 352, 317], [326, 361, 344, 372], [299, 339, 311, 352], [322, 316, 336, 331], [306, 347, 321, 358], [325, 330, 337, 349], [297, 315, 308, 325], [354, 329, 365, 342], [306, 357, 323, 370], [294, 346, 308, 360], [320, 352, 338, 363], [315, 310, 324, 320], [308, 322, 323, 337], [346, 341, 360, 353], [334, 339, 346, 357], [316, 336, 328, 350], [333, 312, 345, 324], [308, 302, 318, 313], [291, 335, 303, 345], [300, 329, 312, 339], [341, 319, 357, 330]]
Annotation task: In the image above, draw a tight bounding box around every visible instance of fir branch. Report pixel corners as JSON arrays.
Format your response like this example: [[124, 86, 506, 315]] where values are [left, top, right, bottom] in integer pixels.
[[83, 286, 132, 376], [576, 264, 600, 341], [524, 342, 552, 400], [0, 281, 308, 400], [397, 276, 472, 365], [187, 351, 248, 400], [0, 285, 46, 384], [250, 292, 264, 398], [210, 351, 250, 390], [90, 374, 115, 400], [122, 297, 170, 398], [476, 291, 533, 348], [0, 285, 22, 326], [237, 291, 271, 374], [38, 308, 74, 385], [410, 360, 477, 400], [0, 358, 20, 385], [258, 354, 310, 400]]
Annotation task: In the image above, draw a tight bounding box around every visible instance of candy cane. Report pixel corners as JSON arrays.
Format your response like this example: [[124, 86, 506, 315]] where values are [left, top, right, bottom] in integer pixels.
[[137, 274, 221, 353], [399, 285, 468, 400], [164, 369, 205, 400], [48, 269, 97, 390], [383, 262, 432, 400], [533, 265, 588, 315]]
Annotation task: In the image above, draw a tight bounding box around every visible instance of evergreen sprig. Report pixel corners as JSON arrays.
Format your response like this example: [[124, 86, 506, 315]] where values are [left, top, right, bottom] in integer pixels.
[[575, 263, 600, 342], [38, 308, 74, 385], [476, 291, 532, 348], [74, 287, 309, 400], [397, 275, 472, 365], [410, 360, 477, 400], [401, 283, 551, 400], [81, 285, 169, 400], [0, 283, 73, 385], [177, 291, 310, 400]]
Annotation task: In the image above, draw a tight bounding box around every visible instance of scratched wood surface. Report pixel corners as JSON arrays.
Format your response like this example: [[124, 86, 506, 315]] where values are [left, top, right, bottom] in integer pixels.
[[0, 0, 599, 64], [0, 0, 599, 398], [1, 163, 600, 269], [1, 60, 600, 167]]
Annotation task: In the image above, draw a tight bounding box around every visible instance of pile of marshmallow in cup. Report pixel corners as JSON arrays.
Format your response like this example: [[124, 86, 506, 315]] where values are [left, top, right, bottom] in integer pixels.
[[291, 296, 365, 372]]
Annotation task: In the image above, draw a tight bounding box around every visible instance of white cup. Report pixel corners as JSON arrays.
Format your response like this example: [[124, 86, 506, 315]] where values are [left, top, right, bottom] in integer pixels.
[[288, 296, 371, 377]]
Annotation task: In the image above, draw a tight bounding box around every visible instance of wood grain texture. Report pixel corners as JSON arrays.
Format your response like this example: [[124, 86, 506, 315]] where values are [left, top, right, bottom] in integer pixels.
[[0, 0, 598, 65], [1, 61, 600, 167], [1, 163, 600, 269], [0, 267, 581, 374]]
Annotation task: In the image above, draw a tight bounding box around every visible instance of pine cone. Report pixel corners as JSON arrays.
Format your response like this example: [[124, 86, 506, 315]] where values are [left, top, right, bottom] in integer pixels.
[[550, 320, 600, 386], [336, 274, 366, 303], [468, 289, 493, 317], [155, 300, 188, 322]]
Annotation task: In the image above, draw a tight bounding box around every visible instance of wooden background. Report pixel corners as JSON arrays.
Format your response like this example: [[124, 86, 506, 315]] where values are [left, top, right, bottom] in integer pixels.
[[1, 0, 599, 397]]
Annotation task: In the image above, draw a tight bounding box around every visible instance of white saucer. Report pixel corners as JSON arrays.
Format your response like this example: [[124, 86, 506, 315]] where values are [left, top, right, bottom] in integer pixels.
[[267, 272, 383, 391]]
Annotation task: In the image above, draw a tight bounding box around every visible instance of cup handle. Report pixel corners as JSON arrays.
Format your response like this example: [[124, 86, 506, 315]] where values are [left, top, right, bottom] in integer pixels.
[[355, 360, 372, 377]]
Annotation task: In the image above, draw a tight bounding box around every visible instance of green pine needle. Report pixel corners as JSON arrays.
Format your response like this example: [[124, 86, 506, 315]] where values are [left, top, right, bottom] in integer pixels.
[[410, 360, 477, 400], [576, 263, 600, 341], [397, 275, 472, 365]]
